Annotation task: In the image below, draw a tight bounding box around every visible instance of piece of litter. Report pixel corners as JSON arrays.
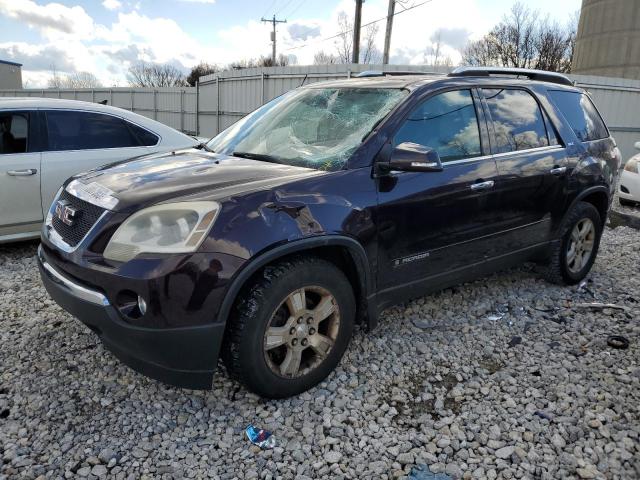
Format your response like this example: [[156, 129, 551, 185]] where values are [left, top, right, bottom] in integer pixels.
[[245, 425, 276, 449], [573, 303, 629, 312], [508, 336, 522, 348], [534, 410, 553, 421], [487, 313, 505, 321], [607, 335, 630, 350], [408, 464, 451, 480]]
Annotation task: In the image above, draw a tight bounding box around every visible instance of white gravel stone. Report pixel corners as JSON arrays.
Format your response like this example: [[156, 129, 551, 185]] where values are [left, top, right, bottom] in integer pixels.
[[1, 223, 639, 479]]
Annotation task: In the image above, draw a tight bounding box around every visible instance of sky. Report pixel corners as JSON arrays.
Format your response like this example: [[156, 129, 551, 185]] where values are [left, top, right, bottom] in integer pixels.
[[0, 0, 581, 88]]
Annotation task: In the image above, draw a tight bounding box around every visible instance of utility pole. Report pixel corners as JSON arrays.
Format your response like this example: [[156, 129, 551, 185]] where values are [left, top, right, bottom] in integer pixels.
[[352, 0, 364, 64], [261, 15, 287, 64], [382, 0, 395, 64]]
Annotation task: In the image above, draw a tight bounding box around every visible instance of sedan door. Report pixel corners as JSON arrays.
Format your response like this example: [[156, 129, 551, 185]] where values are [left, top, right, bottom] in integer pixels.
[[0, 110, 43, 238], [40, 109, 161, 211], [376, 89, 504, 299]]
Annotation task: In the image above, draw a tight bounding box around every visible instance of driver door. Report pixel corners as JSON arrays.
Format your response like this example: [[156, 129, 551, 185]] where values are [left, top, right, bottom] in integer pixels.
[[376, 89, 504, 297]]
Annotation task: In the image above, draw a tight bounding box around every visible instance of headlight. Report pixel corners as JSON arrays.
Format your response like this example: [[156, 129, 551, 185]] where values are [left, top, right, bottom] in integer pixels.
[[104, 201, 220, 262], [624, 158, 639, 174]]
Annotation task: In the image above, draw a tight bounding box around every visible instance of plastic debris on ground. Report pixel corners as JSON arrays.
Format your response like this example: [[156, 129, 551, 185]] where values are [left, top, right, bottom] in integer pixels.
[[245, 425, 276, 449], [573, 302, 630, 312], [408, 464, 452, 480], [607, 335, 630, 350]]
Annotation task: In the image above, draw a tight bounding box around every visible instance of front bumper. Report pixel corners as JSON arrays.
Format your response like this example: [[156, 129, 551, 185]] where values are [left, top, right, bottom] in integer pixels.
[[619, 170, 640, 202], [37, 246, 224, 389]]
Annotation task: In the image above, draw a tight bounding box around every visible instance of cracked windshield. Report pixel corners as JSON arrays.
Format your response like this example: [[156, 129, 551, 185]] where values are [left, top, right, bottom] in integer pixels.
[[207, 87, 407, 171]]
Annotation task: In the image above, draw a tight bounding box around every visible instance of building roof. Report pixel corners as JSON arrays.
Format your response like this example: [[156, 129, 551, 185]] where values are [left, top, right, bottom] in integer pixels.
[[0, 59, 22, 67]]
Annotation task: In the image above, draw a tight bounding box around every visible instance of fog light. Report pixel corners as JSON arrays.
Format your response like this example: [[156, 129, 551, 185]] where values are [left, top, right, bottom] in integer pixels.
[[137, 295, 147, 316]]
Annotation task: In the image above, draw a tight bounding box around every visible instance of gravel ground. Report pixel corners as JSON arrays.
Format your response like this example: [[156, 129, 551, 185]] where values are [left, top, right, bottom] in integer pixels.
[[1, 222, 639, 480]]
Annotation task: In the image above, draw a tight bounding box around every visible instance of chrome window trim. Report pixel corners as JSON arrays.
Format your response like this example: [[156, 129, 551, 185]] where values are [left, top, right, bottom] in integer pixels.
[[38, 246, 109, 306], [444, 145, 564, 167]]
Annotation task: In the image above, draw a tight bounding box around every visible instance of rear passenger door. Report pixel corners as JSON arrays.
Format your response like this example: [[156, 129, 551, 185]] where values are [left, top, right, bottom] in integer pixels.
[[41, 110, 160, 212], [481, 87, 569, 250]]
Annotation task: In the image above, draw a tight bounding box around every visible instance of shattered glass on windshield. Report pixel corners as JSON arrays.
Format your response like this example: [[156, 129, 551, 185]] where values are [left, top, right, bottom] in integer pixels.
[[207, 87, 407, 171]]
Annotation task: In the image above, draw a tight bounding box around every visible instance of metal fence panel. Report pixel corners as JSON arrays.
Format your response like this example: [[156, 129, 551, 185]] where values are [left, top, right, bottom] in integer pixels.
[[2, 68, 640, 159]]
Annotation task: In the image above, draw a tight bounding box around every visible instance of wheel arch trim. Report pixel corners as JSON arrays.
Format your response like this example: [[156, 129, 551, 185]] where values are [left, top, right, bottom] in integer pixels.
[[215, 235, 374, 327], [567, 186, 610, 224]]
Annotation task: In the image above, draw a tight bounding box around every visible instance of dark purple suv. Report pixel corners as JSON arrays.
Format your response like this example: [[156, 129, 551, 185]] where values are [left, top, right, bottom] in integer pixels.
[[38, 67, 620, 398]]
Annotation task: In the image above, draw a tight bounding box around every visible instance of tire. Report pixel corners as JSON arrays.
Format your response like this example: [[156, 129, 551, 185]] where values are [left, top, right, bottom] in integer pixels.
[[545, 201, 603, 285], [222, 256, 355, 398]]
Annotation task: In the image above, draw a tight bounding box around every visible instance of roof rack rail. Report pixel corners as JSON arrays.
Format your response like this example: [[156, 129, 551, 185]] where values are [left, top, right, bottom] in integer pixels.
[[448, 66, 574, 86], [355, 70, 439, 78]]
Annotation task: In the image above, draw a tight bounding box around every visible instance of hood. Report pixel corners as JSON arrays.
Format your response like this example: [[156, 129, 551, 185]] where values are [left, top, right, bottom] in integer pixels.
[[69, 148, 325, 212]]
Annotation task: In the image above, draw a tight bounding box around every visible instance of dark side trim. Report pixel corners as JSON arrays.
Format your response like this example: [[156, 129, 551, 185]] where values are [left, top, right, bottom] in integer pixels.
[[215, 235, 374, 326]]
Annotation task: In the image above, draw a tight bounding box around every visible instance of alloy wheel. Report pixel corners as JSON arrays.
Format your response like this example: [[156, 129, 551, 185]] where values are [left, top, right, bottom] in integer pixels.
[[566, 218, 596, 274], [263, 286, 340, 378]]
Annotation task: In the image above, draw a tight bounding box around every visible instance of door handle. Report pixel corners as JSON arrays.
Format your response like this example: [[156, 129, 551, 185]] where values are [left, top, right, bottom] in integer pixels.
[[549, 166, 567, 175], [470, 180, 495, 191], [7, 169, 37, 176]]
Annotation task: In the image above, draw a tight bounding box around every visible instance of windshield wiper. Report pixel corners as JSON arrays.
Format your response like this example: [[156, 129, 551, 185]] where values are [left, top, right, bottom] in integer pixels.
[[232, 151, 281, 164], [195, 142, 215, 153]]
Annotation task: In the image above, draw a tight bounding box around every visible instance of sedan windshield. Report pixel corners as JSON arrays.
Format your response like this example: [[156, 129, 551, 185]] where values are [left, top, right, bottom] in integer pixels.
[[207, 87, 407, 171]]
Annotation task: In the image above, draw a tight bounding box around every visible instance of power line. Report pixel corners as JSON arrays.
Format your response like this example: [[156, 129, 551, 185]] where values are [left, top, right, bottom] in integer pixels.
[[283, 0, 434, 52], [275, 0, 296, 15], [261, 0, 279, 18], [285, 0, 307, 17]]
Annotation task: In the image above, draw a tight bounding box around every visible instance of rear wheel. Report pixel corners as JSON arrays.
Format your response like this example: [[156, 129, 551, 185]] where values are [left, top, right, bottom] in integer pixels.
[[223, 256, 355, 398], [545, 201, 602, 285]]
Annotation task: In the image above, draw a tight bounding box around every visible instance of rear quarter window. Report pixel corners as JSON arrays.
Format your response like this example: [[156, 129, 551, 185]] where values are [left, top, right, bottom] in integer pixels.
[[548, 90, 609, 142]]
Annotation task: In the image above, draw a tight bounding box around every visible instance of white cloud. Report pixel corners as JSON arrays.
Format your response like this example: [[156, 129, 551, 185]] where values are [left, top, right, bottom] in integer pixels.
[[102, 0, 122, 10], [0, 0, 495, 87], [179, 0, 215, 3], [0, 0, 97, 39]]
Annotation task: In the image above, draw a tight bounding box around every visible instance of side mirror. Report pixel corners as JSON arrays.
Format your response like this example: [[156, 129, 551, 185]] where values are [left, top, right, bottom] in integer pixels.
[[384, 142, 443, 173], [635, 141, 640, 150]]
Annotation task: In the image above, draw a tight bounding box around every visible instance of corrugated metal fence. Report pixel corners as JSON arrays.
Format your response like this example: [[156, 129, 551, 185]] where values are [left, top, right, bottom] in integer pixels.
[[1, 66, 639, 159], [0, 87, 198, 135]]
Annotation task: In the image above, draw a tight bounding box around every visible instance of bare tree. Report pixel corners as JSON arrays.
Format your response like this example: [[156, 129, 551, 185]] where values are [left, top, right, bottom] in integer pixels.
[[361, 23, 381, 64], [313, 50, 338, 65], [48, 66, 102, 88], [334, 12, 353, 64], [127, 62, 187, 87], [461, 1, 577, 73], [64, 72, 102, 88], [187, 62, 218, 86]]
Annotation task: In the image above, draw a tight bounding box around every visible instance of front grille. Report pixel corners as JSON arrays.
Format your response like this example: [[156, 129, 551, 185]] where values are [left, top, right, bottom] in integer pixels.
[[51, 190, 105, 247]]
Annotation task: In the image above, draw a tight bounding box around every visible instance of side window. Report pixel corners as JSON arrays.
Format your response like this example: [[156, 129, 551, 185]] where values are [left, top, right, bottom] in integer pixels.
[[46, 111, 140, 151], [127, 122, 159, 146], [482, 89, 549, 153], [548, 90, 608, 142], [0, 112, 28, 154], [394, 89, 482, 162]]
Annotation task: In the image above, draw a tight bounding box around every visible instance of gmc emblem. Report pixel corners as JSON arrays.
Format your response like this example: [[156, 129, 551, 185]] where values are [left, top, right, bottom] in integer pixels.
[[55, 200, 79, 226]]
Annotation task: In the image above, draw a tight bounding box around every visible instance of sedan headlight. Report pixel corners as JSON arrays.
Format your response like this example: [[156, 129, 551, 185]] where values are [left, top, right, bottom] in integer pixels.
[[624, 158, 639, 174], [104, 201, 220, 262]]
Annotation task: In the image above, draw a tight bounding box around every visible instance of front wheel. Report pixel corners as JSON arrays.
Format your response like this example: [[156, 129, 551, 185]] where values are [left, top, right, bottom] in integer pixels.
[[545, 201, 603, 285], [223, 256, 355, 398]]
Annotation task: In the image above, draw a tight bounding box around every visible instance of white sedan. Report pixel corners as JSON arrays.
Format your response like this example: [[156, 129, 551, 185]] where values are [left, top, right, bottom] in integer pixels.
[[619, 141, 640, 207], [0, 98, 199, 243]]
